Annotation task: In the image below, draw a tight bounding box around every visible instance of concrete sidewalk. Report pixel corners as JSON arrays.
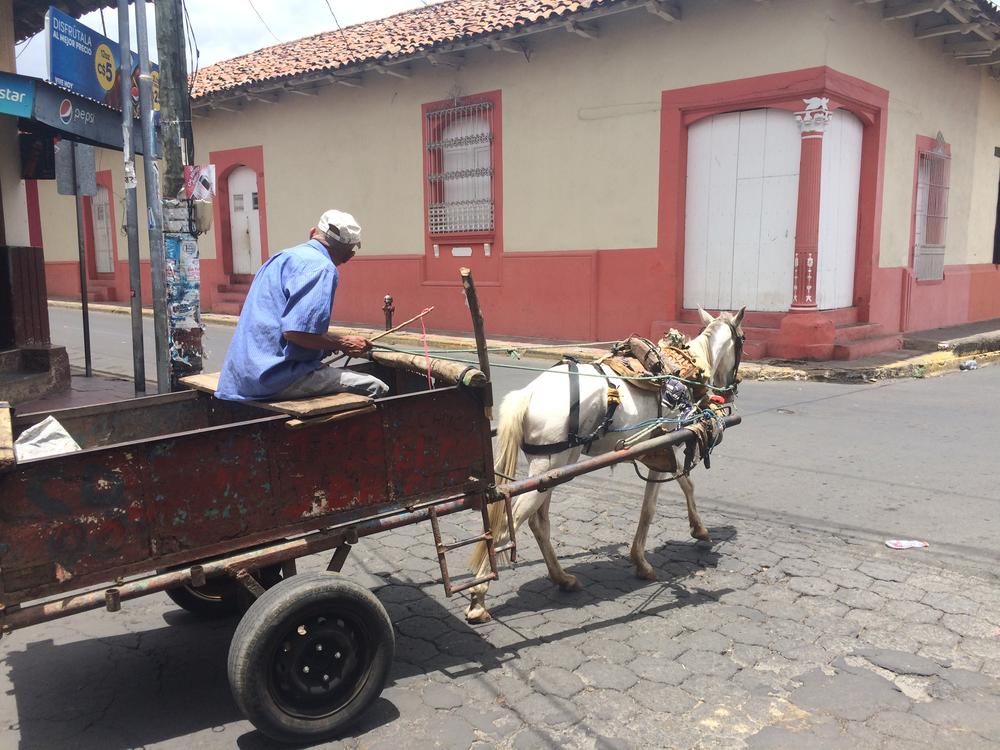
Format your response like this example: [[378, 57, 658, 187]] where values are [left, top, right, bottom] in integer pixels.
[[49, 299, 1000, 384]]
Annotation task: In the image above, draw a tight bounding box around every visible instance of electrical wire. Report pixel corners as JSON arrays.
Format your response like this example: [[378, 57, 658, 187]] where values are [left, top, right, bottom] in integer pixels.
[[322, 0, 359, 58], [247, 0, 282, 44], [182, 0, 201, 86], [15, 34, 35, 60]]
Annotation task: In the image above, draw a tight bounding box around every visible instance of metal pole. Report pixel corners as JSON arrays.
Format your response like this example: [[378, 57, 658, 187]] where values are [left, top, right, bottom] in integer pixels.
[[72, 143, 92, 378], [383, 294, 394, 330], [119, 0, 145, 395], [134, 0, 171, 393]]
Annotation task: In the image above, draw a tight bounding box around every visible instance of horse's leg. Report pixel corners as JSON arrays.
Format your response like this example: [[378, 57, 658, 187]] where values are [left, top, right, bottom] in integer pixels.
[[528, 496, 580, 591], [466, 455, 573, 622], [465, 488, 548, 622], [630, 471, 665, 580], [678, 474, 711, 541]]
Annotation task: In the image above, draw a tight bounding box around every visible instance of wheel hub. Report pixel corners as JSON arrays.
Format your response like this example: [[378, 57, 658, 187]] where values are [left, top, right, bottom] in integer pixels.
[[272, 615, 366, 717]]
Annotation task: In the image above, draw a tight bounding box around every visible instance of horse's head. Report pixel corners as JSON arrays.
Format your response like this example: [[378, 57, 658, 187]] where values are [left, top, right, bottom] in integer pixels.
[[696, 306, 746, 397]]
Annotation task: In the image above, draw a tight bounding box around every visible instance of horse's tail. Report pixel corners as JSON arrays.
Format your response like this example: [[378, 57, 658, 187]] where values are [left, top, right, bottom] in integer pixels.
[[469, 386, 532, 573]]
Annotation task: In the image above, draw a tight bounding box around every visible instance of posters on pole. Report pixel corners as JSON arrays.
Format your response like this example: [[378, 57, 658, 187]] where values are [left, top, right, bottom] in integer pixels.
[[45, 5, 159, 120], [183, 165, 217, 201]]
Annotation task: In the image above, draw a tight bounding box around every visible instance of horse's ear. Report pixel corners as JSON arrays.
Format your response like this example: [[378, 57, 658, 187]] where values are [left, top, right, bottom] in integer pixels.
[[732, 306, 746, 326], [698, 307, 714, 326]]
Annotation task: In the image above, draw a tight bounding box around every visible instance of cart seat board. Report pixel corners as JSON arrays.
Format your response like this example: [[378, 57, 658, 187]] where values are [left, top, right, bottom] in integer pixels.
[[179, 373, 373, 418]]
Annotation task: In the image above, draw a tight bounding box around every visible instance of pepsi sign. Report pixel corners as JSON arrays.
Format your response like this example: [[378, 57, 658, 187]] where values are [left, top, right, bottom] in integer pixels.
[[33, 77, 154, 156]]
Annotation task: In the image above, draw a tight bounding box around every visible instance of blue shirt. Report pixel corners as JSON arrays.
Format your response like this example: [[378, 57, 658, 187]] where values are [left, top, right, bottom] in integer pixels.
[[215, 239, 339, 400]]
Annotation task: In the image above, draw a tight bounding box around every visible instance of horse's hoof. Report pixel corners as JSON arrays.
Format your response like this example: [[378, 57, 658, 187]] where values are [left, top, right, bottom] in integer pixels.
[[465, 607, 492, 624], [635, 565, 658, 581], [558, 575, 581, 592], [691, 527, 712, 542]]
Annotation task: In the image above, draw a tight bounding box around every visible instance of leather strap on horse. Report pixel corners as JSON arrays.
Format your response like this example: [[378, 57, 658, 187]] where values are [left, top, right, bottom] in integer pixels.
[[523, 359, 621, 455]]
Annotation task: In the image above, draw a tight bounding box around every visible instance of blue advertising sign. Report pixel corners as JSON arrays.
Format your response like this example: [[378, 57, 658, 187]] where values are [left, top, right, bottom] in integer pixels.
[[0, 71, 35, 118], [45, 6, 158, 116]]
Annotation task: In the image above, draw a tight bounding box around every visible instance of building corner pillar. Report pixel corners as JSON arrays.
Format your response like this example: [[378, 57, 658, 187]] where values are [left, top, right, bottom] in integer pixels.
[[790, 98, 832, 312]]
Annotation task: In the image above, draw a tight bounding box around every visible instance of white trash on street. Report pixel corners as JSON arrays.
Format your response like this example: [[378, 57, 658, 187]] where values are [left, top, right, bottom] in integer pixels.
[[884, 539, 929, 550]]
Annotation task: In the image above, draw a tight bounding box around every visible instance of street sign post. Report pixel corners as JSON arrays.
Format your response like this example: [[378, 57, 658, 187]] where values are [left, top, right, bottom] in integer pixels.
[[54, 138, 97, 378]]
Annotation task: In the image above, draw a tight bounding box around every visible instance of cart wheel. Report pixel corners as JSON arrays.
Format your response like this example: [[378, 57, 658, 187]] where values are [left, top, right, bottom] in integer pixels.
[[165, 564, 283, 618], [228, 572, 394, 744]]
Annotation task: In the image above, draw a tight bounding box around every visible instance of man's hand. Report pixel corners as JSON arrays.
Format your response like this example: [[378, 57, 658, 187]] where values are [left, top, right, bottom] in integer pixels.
[[284, 330, 372, 357], [334, 335, 371, 357]]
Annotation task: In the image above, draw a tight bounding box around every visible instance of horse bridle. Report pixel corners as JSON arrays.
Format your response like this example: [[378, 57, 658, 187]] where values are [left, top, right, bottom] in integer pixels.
[[715, 319, 745, 398]]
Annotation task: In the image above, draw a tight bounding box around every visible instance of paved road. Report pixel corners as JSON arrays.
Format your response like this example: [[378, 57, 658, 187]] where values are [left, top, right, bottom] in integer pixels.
[[5, 305, 995, 749]]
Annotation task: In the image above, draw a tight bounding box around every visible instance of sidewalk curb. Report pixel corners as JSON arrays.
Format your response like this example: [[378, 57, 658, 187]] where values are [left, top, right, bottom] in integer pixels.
[[49, 299, 997, 383]]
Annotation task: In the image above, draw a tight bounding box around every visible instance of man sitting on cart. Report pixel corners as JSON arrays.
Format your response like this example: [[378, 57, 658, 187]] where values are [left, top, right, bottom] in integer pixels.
[[215, 209, 390, 402]]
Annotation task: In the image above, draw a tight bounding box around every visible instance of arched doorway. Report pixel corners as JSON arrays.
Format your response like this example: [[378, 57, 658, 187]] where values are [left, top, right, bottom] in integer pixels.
[[227, 165, 262, 275]]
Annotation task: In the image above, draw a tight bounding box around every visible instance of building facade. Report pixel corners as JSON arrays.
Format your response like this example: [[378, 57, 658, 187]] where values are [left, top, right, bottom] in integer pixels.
[[30, 0, 1000, 359]]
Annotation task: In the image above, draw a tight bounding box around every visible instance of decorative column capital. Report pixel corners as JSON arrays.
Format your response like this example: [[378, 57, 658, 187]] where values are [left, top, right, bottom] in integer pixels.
[[795, 97, 833, 136]]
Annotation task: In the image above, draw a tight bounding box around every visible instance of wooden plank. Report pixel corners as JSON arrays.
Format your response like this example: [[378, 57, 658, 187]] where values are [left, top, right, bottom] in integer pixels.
[[0, 401, 15, 471], [180, 372, 373, 417], [284, 403, 377, 430], [180, 372, 222, 394]]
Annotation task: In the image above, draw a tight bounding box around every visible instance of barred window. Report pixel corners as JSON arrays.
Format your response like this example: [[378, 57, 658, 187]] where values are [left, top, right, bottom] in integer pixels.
[[914, 151, 949, 281], [425, 101, 495, 234]]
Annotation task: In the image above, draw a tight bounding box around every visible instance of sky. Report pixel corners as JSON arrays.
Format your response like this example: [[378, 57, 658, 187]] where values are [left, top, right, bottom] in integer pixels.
[[15, 0, 441, 79]]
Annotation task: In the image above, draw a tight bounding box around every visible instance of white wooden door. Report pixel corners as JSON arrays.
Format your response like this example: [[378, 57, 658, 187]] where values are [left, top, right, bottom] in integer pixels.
[[92, 185, 115, 274], [229, 166, 262, 274], [684, 108, 800, 311], [817, 109, 862, 309]]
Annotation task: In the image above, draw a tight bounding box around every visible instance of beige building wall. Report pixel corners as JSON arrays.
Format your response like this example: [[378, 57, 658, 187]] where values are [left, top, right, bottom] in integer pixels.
[[826, 0, 1000, 268], [34, 0, 1000, 271], [193, 0, 835, 259], [36, 147, 154, 262]]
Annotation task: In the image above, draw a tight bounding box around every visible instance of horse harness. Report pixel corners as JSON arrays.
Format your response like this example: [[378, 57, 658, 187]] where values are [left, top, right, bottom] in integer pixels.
[[521, 332, 738, 478], [521, 357, 622, 455]]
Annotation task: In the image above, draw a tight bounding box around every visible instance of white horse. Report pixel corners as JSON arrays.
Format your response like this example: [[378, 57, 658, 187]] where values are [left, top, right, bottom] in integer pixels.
[[466, 307, 745, 623]]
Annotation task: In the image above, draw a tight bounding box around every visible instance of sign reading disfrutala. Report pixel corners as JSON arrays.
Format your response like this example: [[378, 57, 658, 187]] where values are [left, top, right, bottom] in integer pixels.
[[45, 5, 159, 116]]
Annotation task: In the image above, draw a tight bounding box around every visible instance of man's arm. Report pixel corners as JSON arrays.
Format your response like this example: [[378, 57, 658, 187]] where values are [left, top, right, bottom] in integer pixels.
[[284, 331, 371, 357]]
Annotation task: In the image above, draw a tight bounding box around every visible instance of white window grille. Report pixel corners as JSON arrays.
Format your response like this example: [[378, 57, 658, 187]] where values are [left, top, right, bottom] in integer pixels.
[[914, 151, 949, 281], [426, 101, 494, 234]]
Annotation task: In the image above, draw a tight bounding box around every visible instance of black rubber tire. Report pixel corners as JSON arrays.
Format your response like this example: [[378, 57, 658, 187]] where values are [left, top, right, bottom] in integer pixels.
[[164, 564, 284, 618], [227, 572, 394, 744]]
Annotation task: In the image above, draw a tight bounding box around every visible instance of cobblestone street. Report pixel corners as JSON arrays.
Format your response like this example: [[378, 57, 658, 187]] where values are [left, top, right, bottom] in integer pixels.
[[341, 472, 1000, 750], [5, 469, 997, 749]]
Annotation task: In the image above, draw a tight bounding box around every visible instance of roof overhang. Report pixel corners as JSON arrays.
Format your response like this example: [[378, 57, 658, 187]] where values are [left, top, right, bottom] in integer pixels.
[[190, 0, 682, 112], [190, 0, 1000, 114]]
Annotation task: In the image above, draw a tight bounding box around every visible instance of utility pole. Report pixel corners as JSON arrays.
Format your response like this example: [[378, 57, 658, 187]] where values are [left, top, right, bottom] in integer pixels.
[[134, 0, 170, 393], [118, 0, 146, 395], [155, 0, 204, 390]]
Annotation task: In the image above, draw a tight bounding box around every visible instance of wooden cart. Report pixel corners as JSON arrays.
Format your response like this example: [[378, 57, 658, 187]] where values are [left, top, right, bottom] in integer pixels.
[[0, 274, 739, 743]]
